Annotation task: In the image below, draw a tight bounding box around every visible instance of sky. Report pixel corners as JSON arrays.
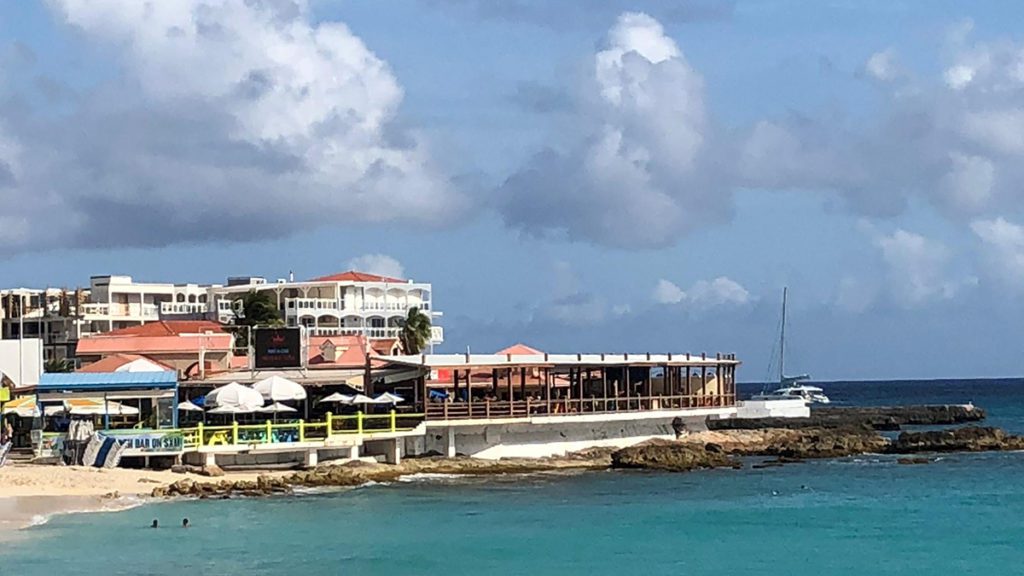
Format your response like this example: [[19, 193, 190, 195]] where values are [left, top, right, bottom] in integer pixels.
[[2, 0, 1024, 380]]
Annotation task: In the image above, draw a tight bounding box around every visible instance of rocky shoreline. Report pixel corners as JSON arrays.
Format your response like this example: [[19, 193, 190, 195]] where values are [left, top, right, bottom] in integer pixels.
[[150, 405, 1018, 499], [708, 404, 984, 431]]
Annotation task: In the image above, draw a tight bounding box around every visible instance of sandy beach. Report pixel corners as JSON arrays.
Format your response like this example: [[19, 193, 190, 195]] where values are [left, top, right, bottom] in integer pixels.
[[0, 464, 284, 534]]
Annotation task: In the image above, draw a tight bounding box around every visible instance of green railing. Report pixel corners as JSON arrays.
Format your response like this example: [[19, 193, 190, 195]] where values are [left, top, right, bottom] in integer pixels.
[[180, 411, 424, 450]]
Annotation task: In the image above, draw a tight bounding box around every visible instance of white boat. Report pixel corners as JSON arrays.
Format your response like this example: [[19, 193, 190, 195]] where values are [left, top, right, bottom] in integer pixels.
[[751, 288, 830, 405]]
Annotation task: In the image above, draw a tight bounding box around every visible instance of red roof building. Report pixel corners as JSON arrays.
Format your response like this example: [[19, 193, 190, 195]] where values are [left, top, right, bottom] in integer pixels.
[[308, 270, 405, 283]]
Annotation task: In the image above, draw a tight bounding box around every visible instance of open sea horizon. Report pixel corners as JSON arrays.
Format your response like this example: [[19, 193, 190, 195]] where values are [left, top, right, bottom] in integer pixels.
[[5, 378, 1024, 575]]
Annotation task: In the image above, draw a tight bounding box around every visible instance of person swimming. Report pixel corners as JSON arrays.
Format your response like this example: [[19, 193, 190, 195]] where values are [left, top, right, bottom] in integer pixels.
[[182, 518, 190, 528], [150, 519, 159, 528]]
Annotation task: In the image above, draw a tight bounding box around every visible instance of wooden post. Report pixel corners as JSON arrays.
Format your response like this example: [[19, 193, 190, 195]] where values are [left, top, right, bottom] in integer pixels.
[[507, 368, 514, 416], [545, 368, 551, 414], [578, 368, 585, 412], [519, 367, 526, 401], [453, 369, 460, 402], [364, 352, 373, 397], [466, 369, 473, 418], [598, 364, 606, 409]]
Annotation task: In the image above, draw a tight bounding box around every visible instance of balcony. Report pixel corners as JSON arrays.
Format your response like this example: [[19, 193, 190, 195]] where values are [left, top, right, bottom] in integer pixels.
[[307, 326, 401, 339], [287, 298, 431, 316], [79, 303, 158, 319], [160, 302, 208, 315]]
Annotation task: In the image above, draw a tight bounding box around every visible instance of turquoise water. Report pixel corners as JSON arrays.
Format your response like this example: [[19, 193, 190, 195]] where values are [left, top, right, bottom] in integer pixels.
[[5, 379, 1024, 575]]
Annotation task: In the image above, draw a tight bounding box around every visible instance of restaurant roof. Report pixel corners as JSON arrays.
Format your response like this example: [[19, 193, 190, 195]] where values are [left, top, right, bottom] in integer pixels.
[[38, 371, 178, 392], [379, 353, 739, 369]]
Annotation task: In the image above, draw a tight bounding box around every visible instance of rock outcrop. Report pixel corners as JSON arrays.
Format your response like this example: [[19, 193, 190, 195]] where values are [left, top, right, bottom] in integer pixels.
[[710, 404, 985, 431], [611, 441, 738, 472], [892, 426, 1024, 453]]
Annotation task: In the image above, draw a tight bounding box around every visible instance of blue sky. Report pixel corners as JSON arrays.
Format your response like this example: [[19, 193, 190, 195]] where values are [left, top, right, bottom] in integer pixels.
[[3, 1, 1024, 380]]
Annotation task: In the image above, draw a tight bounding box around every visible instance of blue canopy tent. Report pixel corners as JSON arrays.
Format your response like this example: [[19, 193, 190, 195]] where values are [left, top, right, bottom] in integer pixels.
[[37, 371, 179, 430]]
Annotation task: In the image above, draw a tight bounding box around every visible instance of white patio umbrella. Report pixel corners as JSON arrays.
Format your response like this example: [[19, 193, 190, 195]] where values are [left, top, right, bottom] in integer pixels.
[[252, 376, 307, 402], [206, 382, 264, 411], [207, 404, 257, 415], [347, 394, 377, 405], [177, 400, 204, 412], [257, 402, 298, 414], [319, 392, 355, 404], [63, 399, 140, 416], [373, 392, 405, 405]]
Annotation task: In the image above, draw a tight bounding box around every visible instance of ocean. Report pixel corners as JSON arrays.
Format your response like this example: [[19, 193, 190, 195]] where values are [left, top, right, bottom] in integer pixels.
[[4, 378, 1024, 576]]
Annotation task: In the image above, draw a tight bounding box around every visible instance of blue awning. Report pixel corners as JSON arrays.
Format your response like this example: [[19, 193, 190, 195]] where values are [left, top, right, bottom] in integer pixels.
[[38, 371, 178, 392]]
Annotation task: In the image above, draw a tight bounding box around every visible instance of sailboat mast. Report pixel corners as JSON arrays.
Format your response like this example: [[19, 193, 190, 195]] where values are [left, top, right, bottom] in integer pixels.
[[779, 287, 787, 384]]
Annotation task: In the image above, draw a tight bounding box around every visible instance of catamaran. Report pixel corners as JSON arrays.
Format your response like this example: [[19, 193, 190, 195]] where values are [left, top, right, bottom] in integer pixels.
[[752, 287, 830, 405]]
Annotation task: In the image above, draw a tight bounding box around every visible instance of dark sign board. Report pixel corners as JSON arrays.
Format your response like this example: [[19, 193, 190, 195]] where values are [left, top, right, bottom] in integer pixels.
[[253, 328, 302, 369]]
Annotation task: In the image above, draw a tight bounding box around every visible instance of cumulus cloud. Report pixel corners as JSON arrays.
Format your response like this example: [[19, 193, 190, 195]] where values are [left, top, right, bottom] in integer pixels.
[[971, 217, 1024, 288], [874, 229, 969, 306], [653, 279, 685, 304], [347, 254, 406, 279], [0, 0, 464, 253], [652, 276, 750, 309], [864, 48, 901, 82], [499, 12, 728, 248], [738, 30, 1024, 221]]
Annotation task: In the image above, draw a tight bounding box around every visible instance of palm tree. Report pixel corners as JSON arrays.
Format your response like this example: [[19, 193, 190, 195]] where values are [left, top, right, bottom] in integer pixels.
[[44, 358, 74, 373], [230, 290, 284, 349], [398, 307, 432, 354]]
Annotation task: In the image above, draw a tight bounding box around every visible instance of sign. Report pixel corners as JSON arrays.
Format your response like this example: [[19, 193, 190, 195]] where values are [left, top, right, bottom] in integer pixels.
[[254, 328, 302, 369], [101, 430, 184, 454]]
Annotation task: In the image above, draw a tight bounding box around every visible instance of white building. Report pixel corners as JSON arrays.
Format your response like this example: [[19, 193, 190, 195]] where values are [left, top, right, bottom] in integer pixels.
[[1, 276, 218, 362], [209, 270, 443, 344]]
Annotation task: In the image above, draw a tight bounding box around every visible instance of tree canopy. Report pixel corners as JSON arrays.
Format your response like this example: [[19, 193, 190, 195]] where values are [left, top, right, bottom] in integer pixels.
[[231, 290, 283, 348], [398, 307, 432, 354]]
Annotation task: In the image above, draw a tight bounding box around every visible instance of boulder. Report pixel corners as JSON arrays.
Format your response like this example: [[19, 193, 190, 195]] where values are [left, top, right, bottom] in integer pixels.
[[610, 442, 737, 472], [891, 426, 1024, 453], [199, 465, 225, 477]]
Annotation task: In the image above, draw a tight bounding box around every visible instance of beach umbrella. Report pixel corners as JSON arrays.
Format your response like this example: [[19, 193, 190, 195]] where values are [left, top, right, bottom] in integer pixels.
[[347, 394, 377, 405], [63, 398, 140, 416], [2, 396, 39, 418], [177, 400, 204, 412], [207, 404, 257, 414], [206, 382, 264, 411], [318, 392, 355, 404], [256, 402, 298, 414], [373, 392, 405, 405], [252, 376, 307, 402]]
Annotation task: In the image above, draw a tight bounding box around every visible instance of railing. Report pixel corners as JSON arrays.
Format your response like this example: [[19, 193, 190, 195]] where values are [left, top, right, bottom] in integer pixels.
[[424, 394, 737, 421], [160, 302, 208, 315], [286, 298, 432, 315], [181, 411, 423, 450]]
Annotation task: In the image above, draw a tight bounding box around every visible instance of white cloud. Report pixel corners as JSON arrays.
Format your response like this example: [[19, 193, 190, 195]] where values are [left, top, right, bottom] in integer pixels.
[[652, 276, 750, 308], [971, 217, 1024, 288], [940, 153, 995, 213], [688, 277, 751, 307], [653, 279, 685, 304], [865, 48, 900, 81], [499, 11, 727, 249], [0, 0, 464, 253], [874, 229, 964, 306], [347, 254, 405, 279]]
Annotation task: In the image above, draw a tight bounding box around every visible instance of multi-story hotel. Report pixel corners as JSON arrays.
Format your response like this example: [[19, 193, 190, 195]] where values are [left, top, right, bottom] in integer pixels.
[[1, 270, 442, 362], [1, 276, 216, 362], [208, 270, 443, 346]]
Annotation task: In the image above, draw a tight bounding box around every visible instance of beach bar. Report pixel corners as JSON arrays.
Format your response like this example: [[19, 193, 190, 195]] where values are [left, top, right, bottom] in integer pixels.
[[34, 371, 181, 460]]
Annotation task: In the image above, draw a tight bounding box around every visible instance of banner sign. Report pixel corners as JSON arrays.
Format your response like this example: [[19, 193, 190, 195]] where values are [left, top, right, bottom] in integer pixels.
[[254, 328, 302, 369], [100, 430, 184, 454]]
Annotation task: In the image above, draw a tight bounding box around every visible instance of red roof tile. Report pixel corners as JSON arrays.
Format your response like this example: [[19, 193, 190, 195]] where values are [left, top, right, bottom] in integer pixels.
[[495, 343, 545, 355], [78, 353, 174, 373], [308, 270, 405, 283], [76, 334, 233, 355], [93, 321, 225, 338], [307, 334, 369, 368]]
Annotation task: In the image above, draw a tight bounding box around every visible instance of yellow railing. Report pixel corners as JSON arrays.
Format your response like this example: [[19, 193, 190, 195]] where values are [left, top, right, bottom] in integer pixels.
[[179, 411, 424, 449]]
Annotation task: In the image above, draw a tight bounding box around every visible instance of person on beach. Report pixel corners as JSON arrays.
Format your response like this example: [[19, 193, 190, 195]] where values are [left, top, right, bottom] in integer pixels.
[[182, 518, 190, 528]]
